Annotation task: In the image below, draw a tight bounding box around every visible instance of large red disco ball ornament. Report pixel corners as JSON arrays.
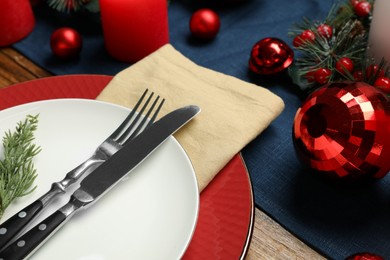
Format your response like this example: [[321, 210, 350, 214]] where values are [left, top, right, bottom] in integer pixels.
[[293, 81, 390, 180]]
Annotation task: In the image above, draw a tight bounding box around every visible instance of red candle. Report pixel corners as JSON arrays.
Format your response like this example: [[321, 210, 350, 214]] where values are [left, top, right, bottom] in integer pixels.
[[0, 0, 35, 47], [99, 0, 169, 63]]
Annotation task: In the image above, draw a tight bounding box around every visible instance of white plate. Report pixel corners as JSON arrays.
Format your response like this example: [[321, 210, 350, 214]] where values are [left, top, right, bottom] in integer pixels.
[[0, 99, 199, 260]]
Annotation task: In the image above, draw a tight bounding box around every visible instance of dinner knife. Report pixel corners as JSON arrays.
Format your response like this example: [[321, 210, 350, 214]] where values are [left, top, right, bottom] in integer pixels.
[[0, 105, 200, 260]]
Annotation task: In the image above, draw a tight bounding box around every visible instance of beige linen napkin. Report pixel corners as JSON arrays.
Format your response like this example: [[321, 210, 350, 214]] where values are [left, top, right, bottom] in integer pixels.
[[96, 44, 284, 192]]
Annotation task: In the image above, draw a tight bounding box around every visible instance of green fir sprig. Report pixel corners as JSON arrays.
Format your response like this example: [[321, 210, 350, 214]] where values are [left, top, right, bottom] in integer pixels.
[[288, 0, 385, 94], [0, 115, 41, 219]]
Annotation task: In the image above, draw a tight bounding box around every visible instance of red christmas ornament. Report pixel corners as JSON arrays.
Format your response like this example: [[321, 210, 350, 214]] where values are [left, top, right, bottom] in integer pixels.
[[314, 68, 332, 85], [374, 77, 390, 94], [50, 27, 82, 59], [336, 57, 354, 74], [347, 252, 384, 260], [317, 24, 333, 39], [249, 37, 294, 75], [293, 29, 316, 47], [189, 9, 220, 40], [354, 1, 371, 17], [293, 81, 390, 180]]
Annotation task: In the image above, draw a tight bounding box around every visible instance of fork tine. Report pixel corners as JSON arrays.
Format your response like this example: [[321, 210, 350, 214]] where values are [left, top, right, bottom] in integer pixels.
[[126, 96, 165, 142], [147, 98, 165, 128], [116, 91, 163, 145], [115, 91, 154, 144], [110, 89, 149, 140]]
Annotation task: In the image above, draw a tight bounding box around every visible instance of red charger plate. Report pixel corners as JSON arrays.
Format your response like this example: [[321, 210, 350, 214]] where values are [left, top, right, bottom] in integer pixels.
[[0, 75, 254, 259]]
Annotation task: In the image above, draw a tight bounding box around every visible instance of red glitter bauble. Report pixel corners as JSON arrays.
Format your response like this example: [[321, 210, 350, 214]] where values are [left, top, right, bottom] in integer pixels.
[[50, 27, 82, 59], [293, 81, 390, 180], [249, 37, 294, 75], [189, 9, 220, 40]]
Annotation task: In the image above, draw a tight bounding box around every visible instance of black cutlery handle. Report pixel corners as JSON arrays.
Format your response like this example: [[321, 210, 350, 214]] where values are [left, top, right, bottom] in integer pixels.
[[0, 200, 43, 250], [0, 210, 67, 260]]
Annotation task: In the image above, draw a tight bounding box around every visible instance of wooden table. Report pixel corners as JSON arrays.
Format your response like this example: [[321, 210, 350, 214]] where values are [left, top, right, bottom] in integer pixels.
[[0, 47, 326, 260]]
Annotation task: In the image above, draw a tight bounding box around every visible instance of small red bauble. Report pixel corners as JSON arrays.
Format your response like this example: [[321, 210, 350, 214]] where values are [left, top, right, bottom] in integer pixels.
[[374, 77, 390, 94], [314, 68, 332, 85], [354, 1, 371, 17], [189, 9, 220, 40], [336, 57, 354, 74], [347, 252, 384, 260], [293, 29, 315, 47], [249, 37, 294, 75], [50, 27, 82, 59], [293, 81, 390, 180], [317, 24, 333, 39]]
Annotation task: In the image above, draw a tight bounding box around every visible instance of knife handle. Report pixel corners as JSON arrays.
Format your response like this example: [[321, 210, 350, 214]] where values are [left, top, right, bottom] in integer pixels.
[[0, 210, 67, 260], [0, 200, 43, 250]]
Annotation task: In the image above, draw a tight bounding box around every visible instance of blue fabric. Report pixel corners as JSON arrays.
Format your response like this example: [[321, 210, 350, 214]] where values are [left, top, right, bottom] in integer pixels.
[[13, 1, 390, 259]]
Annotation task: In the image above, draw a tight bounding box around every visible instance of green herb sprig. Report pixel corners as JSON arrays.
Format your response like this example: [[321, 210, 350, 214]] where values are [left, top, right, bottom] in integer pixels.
[[0, 114, 41, 219]]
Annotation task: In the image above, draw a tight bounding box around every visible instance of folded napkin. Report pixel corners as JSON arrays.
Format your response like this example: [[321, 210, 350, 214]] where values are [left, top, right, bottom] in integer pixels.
[[96, 44, 284, 191]]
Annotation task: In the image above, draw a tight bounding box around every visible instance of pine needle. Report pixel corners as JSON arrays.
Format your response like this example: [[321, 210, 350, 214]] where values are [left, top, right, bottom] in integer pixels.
[[0, 114, 41, 219]]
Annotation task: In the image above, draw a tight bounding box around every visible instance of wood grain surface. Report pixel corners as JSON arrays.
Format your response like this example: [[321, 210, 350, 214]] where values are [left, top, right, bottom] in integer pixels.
[[0, 46, 326, 259]]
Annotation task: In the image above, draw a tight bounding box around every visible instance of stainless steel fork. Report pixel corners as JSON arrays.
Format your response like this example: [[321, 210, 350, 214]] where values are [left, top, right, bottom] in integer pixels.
[[0, 89, 165, 250]]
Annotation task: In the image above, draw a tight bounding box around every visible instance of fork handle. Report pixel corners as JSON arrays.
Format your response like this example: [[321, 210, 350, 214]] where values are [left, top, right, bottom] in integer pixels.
[[0, 200, 43, 250]]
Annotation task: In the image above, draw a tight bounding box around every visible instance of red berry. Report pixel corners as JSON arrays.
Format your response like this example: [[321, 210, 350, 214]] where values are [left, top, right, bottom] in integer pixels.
[[374, 77, 390, 94], [293, 30, 315, 47], [366, 65, 385, 78], [317, 24, 333, 39], [350, 0, 360, 7], [336, 57, 354, 74], [305, 70, 316, 82], [354, 1, 371, 17], [353, 71, 363, 81], [314, 68, 332, 85]]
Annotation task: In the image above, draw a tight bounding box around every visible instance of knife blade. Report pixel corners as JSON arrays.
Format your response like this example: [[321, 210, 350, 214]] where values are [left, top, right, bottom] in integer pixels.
[[0, 105, 200, 260]]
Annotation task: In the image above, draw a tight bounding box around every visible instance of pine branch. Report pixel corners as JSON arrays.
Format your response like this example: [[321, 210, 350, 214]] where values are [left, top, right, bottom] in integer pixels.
[[0, 115, 41, 219], [288, 0, 380, 93]]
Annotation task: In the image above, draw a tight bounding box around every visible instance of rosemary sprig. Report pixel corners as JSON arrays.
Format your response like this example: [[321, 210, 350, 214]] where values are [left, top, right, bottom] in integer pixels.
[[0, 114, 41, 219]]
